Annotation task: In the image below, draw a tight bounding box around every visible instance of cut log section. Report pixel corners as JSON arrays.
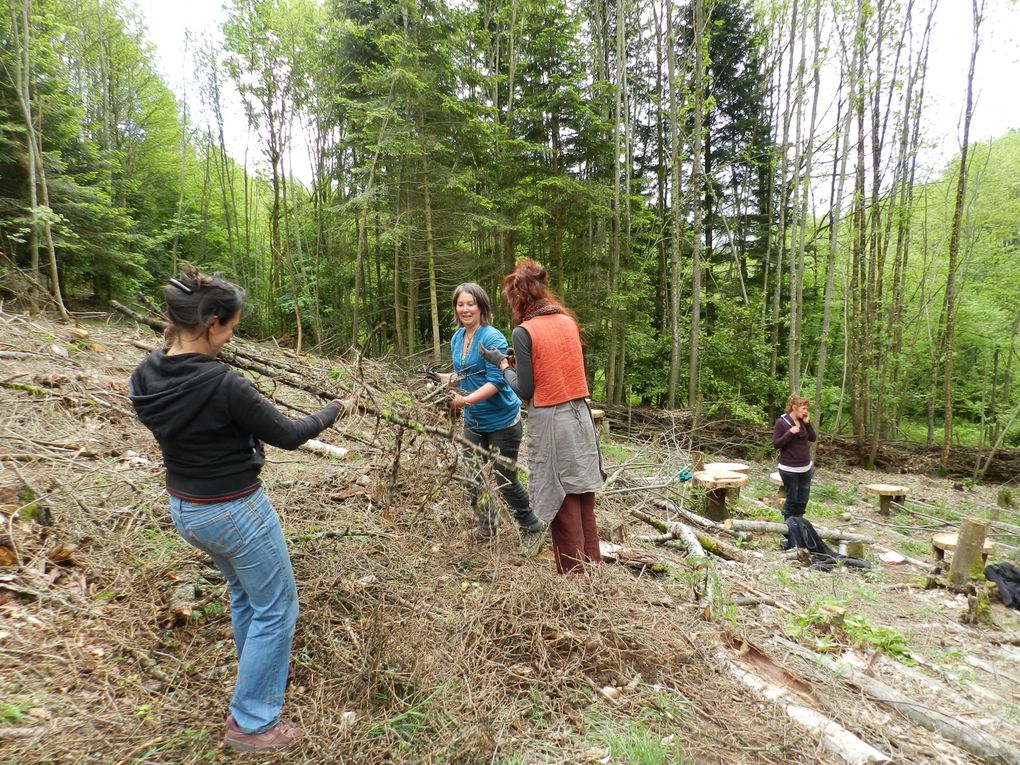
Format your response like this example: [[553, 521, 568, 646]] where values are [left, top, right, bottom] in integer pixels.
[[769, 471, 787, 508], [944, 519, 993, 590], [692, 470, 747, 522], [168, 583, 199, 624], [703, 462, 749, 475], [300, 439, 351, 460], [932, 530, 995, 566], [863, 484, 909, 516], [704, 462, 750, 498]]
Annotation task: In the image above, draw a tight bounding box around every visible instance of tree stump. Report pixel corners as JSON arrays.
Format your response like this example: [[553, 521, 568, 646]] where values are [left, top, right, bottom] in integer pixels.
[[590, 408, 607, 437], [933, 520, 994, 591], [692, 470, 748, 522], [769, 471, 786, 508], [704, 463, 750, 497], [863, 484, 909, 516]]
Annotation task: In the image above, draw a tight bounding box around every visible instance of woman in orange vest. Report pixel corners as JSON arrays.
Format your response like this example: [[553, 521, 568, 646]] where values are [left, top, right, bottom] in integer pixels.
[[480, 259, 604, 573]]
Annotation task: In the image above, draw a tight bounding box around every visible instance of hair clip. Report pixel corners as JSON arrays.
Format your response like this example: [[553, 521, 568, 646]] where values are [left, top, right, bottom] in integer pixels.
[[169, 278, 193, 295]]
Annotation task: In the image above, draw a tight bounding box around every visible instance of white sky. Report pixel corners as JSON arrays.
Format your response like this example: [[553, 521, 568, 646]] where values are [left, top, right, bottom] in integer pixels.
[[134, 0, 1020, 189]]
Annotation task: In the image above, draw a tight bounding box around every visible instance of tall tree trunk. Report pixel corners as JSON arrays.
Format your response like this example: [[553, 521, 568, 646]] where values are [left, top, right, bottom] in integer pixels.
[[666, 0, 683, 409], [10, 0, 67, 318], [815, 32, 857, 423], [688, 0, 706, 409], [941, 0, 984, 469], [420, 154, 441, 363], [768, 0, 798, 411], [652, 0, 667, 334]]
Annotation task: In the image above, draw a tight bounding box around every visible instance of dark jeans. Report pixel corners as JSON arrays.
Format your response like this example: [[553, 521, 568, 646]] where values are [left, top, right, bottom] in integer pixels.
[[463, 419, 530, 530], [550, 492, 601, 574], [779, 467, 812, 518]]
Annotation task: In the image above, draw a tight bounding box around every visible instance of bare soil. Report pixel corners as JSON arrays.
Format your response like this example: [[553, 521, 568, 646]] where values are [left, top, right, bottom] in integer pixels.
[[1, 309, 1018, 765]]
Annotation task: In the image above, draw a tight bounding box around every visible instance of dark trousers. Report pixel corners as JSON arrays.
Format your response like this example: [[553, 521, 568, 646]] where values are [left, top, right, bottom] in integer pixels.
[[550, 492, 601, 574], [779, 467, 812, 518], [463, 420, 530, 530]]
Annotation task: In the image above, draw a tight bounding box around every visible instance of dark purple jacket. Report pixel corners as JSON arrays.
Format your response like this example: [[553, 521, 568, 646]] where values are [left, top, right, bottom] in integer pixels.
[[773, 413, 816, 469]]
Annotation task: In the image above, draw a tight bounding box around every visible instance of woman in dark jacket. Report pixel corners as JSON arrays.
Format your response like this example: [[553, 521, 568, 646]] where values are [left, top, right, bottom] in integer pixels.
[[480, 259, 604, 574], [772, 394, 817, 518], [129, 267, 353, 753]]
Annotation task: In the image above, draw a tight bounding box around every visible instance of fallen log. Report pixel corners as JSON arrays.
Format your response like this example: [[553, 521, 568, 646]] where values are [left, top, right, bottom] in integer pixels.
[[654, 498, 751, 542], [776, 637, 1020, 765], [630, 508, 745, 562], [724, 518, 873, 544], [168, 583, 198, 624], [674, 523, 705, 558], [715, 645, 890, 765]]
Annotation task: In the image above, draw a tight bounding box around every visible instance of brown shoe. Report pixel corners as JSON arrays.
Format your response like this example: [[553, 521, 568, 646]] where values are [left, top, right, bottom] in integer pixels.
[[224, 715, 303, 752]]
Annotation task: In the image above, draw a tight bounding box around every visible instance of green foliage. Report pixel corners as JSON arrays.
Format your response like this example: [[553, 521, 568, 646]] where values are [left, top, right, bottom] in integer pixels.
[[2, 0, 1017, 441], [0, 701, 33, 724], [699, 298, 782, 421], [786, 598, 914, 663]]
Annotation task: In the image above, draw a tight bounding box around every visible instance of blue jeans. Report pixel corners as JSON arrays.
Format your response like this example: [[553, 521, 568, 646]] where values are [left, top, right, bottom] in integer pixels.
[[170, 488, 297, 734], [463, 419, 531, 530], [779, 468, 812, 518]]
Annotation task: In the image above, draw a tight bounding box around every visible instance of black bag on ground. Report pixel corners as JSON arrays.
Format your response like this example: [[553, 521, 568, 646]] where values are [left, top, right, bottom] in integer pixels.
[[782, 516, 870, 571], [985, 562, 1020, 610]]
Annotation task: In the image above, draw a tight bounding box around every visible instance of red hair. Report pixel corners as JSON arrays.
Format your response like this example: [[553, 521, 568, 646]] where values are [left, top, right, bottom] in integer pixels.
[[500, 259, 576, 326]]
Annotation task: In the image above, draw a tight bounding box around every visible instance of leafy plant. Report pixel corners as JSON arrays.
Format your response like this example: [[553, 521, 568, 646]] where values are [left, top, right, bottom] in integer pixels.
[[786, 598, 914, 663], [0, 701, 33, 724]]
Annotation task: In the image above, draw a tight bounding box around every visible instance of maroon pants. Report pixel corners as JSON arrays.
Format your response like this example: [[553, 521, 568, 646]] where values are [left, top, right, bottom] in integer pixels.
[[549, 492, 602, 574]]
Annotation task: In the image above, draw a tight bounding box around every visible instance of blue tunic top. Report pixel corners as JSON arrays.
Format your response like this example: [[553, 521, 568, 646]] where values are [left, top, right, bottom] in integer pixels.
[[451, 324, 521, 433]]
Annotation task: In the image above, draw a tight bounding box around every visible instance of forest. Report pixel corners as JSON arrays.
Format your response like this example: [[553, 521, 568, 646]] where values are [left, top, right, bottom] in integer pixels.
[[2, 0, 1018, 465]]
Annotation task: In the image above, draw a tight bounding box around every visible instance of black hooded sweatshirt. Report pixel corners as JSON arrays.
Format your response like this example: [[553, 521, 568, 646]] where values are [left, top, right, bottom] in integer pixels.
[[129, 350, 340, 501]]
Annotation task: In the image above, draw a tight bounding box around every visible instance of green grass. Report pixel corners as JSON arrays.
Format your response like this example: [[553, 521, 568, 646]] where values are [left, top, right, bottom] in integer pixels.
[[587, 715, 689, 765], [894, 537, 931, 560], [0, 701, 33, 724], [812, 481, 858, 505], [366, 684, 451, 749], [139, 526, 186, 559]]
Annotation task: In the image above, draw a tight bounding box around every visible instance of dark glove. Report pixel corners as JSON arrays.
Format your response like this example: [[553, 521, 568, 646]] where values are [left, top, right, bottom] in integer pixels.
[[420, 365, 441, 383], [478, 343, 507, 367]]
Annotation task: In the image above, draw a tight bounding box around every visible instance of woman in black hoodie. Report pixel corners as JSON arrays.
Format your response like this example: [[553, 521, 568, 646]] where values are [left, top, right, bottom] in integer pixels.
[[129, 267, 352, 753]]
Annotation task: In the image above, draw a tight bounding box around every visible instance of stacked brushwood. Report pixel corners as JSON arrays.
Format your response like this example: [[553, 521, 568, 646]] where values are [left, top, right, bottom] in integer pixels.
[[2, 304, 1018, 765]]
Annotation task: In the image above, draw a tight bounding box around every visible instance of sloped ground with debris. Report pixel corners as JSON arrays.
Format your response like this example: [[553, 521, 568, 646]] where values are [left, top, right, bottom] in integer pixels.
[[1, 308, 1018, 765]]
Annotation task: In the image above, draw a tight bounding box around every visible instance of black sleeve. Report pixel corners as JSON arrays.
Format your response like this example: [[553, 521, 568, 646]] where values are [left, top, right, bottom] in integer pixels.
[[502, 327, 534, 400], [804, 421, 817, 443], [227, 374, 341, 450]]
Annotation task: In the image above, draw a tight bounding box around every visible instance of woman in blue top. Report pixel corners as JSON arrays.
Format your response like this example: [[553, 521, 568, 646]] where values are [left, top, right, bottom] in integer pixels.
[[434, 283, 544, 538]]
